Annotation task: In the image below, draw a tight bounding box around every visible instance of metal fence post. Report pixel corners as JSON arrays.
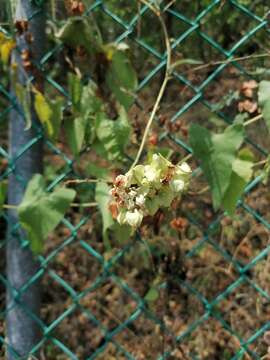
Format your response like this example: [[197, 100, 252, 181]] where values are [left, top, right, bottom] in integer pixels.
[[6, 1, 46, 358]]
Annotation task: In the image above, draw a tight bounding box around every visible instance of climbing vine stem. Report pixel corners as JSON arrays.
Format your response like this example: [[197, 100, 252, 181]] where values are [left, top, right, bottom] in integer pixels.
[[131, 0, 172, 169]]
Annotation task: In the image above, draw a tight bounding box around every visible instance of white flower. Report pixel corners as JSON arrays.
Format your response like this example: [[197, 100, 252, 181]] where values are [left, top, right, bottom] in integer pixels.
[[170, 179, 185, 192], [135, 194, 145, 206], [144, 165, 159, 182], [125, 209, 143, 227], [178, 162, 192, 174], [112, 154, 192, 228]]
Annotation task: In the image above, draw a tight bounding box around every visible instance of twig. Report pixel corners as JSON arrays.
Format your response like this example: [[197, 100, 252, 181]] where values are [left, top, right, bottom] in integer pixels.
[[243, 114, 263, 127], [188, 185, 209, 196], [252, 159, 268, 168], [71, 202, 97, 208], [3, 202, 98, 209], [2, 204, 17, 209], [228, 225, 269, 274], [131, 0, 172, 169], [182, 52, 270, 75], [163, 0, 176, 12], [177, 153, 193, 165], [138, 0, 158, 14], [64, 178, 108, 186]]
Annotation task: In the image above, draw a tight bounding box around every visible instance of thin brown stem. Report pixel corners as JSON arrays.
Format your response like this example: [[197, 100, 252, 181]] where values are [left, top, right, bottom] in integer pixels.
[[3, 204, 17, 209], [188, 185, 209, 196], [131, 1, 172, 169], [182, 52, 270, 75], [243, 114, 263, 127], [3, 202, 98, 209], [70, 202, 98, 208], [252, 159, 268, 168], [64, 178, 108, 186], [177, 153, 193, 165]]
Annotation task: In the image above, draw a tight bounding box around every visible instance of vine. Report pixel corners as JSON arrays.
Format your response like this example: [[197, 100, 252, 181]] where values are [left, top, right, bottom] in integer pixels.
[[0, 0, 270, 256]]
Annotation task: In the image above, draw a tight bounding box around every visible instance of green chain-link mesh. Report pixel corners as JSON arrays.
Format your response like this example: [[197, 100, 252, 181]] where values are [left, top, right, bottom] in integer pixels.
[[30, 0, 45, 6], [0, 0, 270, 359]]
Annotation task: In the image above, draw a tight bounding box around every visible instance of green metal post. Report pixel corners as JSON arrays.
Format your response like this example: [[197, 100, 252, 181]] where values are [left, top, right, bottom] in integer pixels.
[[6, 1, 45, 358]]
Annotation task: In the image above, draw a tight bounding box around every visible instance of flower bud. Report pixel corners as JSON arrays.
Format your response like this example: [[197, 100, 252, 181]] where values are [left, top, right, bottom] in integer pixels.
[[178, 162, 192, 174], [170, 179, 185, 192], [125, 209, 143, 227], [144, 165, 159, 182], [135, 194, 145, 206]]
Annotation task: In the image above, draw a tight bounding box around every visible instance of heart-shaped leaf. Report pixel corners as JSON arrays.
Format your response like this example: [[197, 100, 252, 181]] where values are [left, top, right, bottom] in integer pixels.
[[105, 47, 137, 110], [223, 158, 253, 215], [34, 91, 64, 141], [93, 106, 131, 161], [18, 174, 76, 254], [190, 122, 247, 213], [57, 17, 101, 55], [64, 116, 87, 156]]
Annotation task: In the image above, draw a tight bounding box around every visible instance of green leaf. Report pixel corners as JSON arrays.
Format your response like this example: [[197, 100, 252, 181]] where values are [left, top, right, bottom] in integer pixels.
[[0, 182, 7, 214], [69, 81, 104, 148], [238, 147, 256, 162], [258, 80, 270, 131], [64, 116, 86, 156], [18, 174, 76, 254], [0, 39, 15, 64], [34, 92, 63, 141], [112, 223, 132, 245], [86, 163, 110, 181], [189, 122, 244, 210], [223, 158, 253, 215], [80, 82, 103, 115], [93, 106, 131, 161], [144, 287, 159, 303], [145, 196, 160, 216], [68, 72, 83, 112], [15, 83, 32, 130], [57, 17, 100, 55], [95, 182, 114, 249], [34, 91, 53, 136], [49, 97, 64, 141], [105, 48, 137, 110]]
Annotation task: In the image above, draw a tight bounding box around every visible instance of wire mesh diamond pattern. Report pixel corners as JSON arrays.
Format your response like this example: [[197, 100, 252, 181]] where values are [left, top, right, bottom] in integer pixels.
[[0, 0, 270, 359]]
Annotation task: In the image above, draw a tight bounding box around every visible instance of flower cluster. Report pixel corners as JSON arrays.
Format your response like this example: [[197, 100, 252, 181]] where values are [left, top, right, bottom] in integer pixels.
[[109, 154, 192, 229]]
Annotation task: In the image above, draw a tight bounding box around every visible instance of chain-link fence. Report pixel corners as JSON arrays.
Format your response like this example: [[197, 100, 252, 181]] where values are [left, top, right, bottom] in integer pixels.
[[1, 0, 270, 359]]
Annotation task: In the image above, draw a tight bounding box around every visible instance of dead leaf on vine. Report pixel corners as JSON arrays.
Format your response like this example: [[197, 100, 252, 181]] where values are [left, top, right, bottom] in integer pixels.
[[238, 99, 257, 113], [241, 80, 258, 98]]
